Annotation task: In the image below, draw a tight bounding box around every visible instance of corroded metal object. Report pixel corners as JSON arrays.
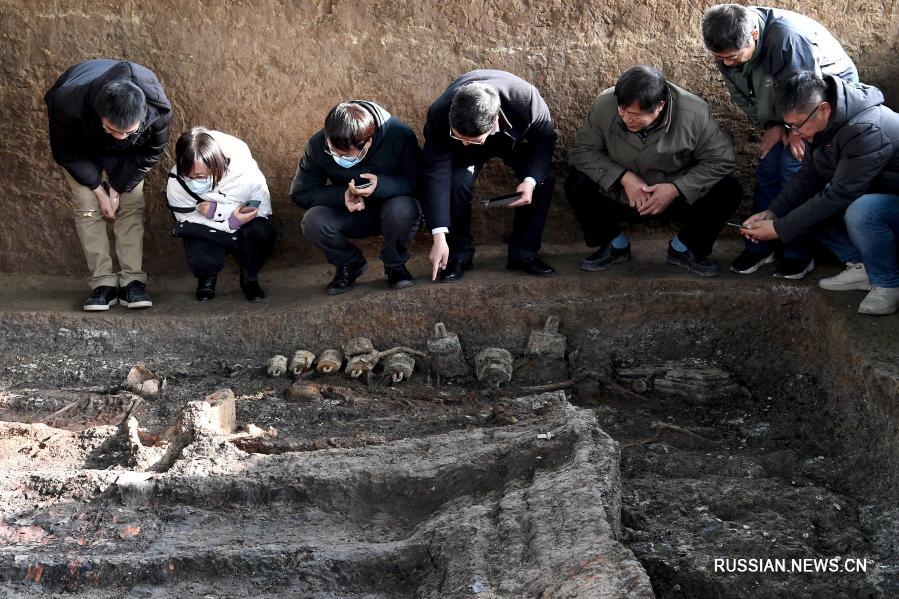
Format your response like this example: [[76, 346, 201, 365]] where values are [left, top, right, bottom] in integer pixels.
[[316, 349, 344, 374], [426, 323, 468, 378], [475, 347, 513, 387], [343, 337, 375, 357], [383, 352, 415, 383], [527, 316, 566, 359], [345, 350, 380, 378], [266, 355, 288, 377], [289, 350, 316, 377]]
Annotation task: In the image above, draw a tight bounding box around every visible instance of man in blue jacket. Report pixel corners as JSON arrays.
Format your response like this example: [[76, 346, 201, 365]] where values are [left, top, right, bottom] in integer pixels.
[[290, 101, 422, 294], [45, 59, 171, 311], [421, 70, 557, 283], [741, 72, 899, 315], [702, 5, 857, 279]]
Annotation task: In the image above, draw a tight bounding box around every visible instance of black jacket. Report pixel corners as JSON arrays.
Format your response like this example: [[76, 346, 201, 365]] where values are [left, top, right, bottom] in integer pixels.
[[421, 70, 557, 230], [289, 101, 422, 210], [45, 59, 172, 193], [771, 77, 899, 243]]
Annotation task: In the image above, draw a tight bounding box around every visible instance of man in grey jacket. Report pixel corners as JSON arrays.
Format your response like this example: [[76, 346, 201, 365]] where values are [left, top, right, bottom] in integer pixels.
[[566, 66, 740, 277], [740, 72, 899, 315], [702, 4, 857, 279]]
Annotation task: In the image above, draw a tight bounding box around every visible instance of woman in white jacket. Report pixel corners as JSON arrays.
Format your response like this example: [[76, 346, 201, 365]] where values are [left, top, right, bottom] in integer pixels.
[[167, 128, 276, 302]]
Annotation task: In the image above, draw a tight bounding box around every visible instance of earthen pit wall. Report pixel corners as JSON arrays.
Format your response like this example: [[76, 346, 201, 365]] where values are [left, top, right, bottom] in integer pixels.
[[1, 0, 896, 276]]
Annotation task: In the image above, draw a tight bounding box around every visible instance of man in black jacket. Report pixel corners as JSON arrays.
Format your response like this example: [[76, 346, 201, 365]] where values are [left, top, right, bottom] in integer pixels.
[[45, 59, 171, 311], [290, 101, 422, 294], [421, 70, 557, 282], [741, 72, 899, 315]]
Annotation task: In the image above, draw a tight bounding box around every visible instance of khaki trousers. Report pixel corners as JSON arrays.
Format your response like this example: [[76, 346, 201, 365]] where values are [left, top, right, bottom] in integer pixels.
[[64, 170, 147, 289]]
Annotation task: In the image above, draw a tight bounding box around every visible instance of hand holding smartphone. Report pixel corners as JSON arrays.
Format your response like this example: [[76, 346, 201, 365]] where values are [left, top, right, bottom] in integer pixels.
[[482, 191, 523, 208], [353, 178, 373, 190]]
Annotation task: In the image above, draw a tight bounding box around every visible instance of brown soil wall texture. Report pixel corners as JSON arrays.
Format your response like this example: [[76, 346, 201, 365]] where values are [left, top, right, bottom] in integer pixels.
[[1, 0, 897, 275]]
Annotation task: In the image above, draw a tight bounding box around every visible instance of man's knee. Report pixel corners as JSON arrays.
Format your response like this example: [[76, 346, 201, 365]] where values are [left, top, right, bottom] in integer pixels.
[[381, 196, 420, 228], [844, 194, 879, 232], [300, 206, 335, 241], [564, 168, 597, 207]]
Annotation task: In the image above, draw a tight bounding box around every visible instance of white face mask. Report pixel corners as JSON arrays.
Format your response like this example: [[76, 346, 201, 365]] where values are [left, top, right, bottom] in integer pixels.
[[185, 176, 213, 194]]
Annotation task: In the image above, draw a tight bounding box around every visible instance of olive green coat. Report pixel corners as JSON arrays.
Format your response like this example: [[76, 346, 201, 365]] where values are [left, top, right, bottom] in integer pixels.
[[568, 82, 736, 205]]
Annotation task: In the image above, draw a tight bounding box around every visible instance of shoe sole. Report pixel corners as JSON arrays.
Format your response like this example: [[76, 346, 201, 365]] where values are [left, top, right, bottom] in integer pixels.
[[84, 299, 117, 312], [730, 252, 775, 274], [389, 279, 414, 290], [580, 255, 630, 272], [774, 259, 816, 280], [120, 300, 153, 309], [667, 256, 720, 277], [819, 280, 871, 291]]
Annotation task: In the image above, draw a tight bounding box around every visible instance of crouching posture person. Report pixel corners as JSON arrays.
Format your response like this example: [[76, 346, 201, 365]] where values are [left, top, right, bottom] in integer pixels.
[[166, 128, 276, 302], [290, 101, 422, 294], [741, 72, 899, 315], [566, 66, 741, 276]]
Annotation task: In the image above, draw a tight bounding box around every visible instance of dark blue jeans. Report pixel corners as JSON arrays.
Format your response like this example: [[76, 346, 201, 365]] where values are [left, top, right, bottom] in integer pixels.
[[749, 142, 805, 258], [814, 193, 899, 288]]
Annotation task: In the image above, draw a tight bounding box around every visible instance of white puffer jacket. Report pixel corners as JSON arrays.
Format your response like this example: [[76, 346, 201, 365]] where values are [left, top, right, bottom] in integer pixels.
[[166, 131, 272, 233]]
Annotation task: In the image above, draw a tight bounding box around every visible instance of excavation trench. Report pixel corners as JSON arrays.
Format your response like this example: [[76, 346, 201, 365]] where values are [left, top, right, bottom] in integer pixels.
[[0, 277, 896, 598]]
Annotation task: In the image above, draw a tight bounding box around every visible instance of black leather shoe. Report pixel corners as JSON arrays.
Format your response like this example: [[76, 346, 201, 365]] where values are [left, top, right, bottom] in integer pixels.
[[667, 244, 721, 277], [240, 278, 265, 302], [196, 275, 217, 302], [507, 256, 555, 277], [326, 258, 368, 295], [437, 258, 472, 283], [386, 265, 414, 289]]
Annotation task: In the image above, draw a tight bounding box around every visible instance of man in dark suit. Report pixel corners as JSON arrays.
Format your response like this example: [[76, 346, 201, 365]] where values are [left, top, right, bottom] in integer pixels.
[[421, 70, 557, 282], [45, 59, 171, 311]]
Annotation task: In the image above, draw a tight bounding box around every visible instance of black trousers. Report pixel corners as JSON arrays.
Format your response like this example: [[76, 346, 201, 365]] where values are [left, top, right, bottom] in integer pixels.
[[182, 217, 276, 281], [447, 151, 554, 263], [300, 195, 420, 270], [565, 168, 741, 257]]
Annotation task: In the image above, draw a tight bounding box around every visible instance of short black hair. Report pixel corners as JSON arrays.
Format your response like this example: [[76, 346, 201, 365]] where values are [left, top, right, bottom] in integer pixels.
[[449, 82, 501, 136], [93, 79, 147, 129], [614, 66, 668, 112], [701, 4, 756, 53], [776, 71, 828, 116], [175, 127, 230, 188], [324, 102, 376, 152]]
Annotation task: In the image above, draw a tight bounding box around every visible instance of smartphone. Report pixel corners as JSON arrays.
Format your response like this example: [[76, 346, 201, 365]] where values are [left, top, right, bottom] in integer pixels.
[[482, 191, 523, 208], [244, 199, 262, 208], [725, 221, 747, 229], [353, 179, 373, 190]]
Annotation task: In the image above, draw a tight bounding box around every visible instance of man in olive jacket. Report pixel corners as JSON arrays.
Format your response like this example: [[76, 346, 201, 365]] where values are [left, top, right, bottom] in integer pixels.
[[741, 73, 899, 315], [45, 59, 171, 311], [566, 65, 740, 277], [702, 4, 857, 278]]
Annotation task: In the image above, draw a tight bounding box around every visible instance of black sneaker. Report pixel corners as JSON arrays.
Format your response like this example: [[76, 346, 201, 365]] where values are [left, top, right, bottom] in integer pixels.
[[386, 265, 414, 289], [667, 244, 721, 277], [240, 278, 265, 303], [83, 286, 117, 311], [326, 258, 368, 295], [581, 244, 631, 272], [118, 281, 153, 309], [774, 257, 815, 280], [730, 250, 775, 274]]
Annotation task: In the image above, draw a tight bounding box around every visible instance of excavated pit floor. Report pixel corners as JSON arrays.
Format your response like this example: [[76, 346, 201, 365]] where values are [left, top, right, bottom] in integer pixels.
[[0, 241, 897, 598]]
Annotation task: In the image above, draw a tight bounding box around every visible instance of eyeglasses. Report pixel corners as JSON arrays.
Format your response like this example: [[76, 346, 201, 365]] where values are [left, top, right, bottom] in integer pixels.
[[102, 121, 142, 138], [325, 138, 370, 159], [783, 104, 822, 132], [449, 129, 490, 145]]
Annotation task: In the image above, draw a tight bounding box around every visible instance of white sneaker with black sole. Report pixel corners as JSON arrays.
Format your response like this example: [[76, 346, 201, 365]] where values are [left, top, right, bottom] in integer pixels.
[[819, 262, 871, 291]]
